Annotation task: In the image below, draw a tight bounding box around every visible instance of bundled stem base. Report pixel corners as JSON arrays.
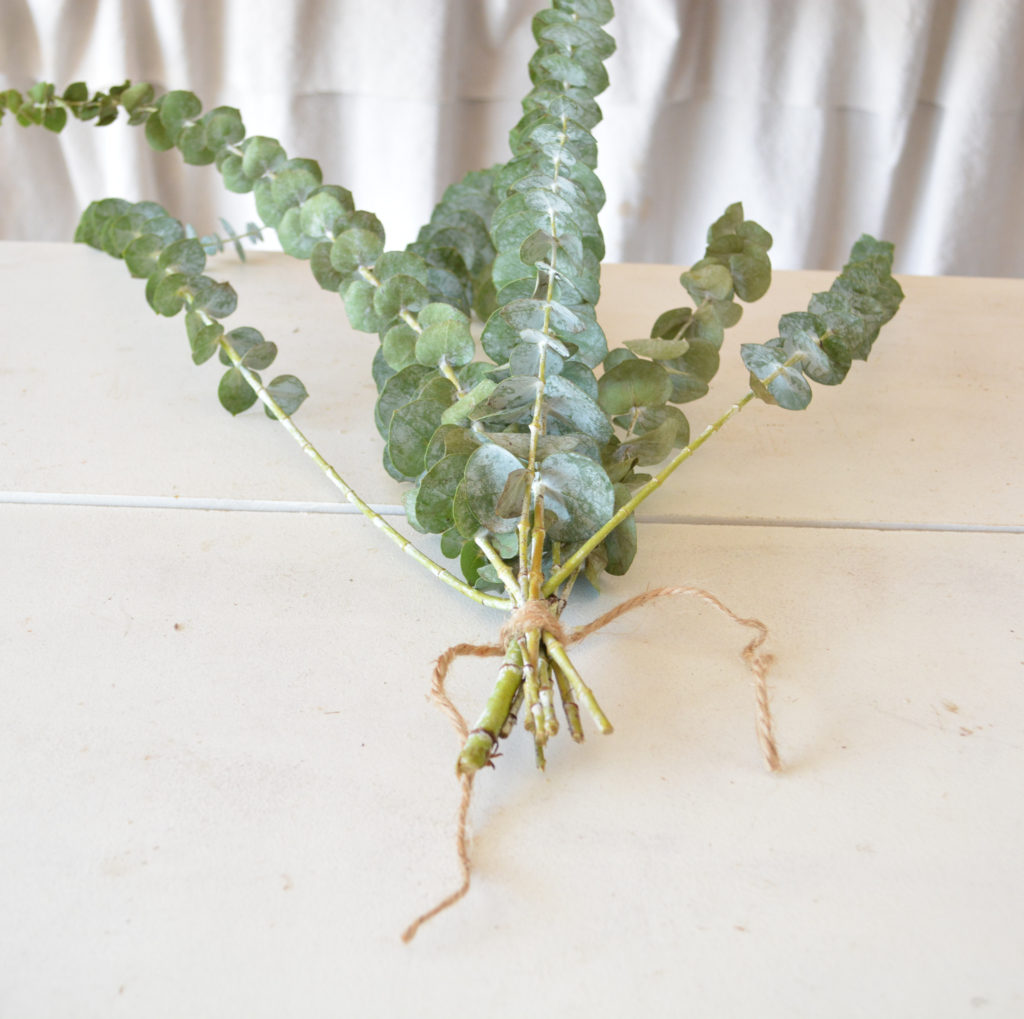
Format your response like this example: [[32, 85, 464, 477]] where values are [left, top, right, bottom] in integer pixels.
[[400, 583, 781, 942]]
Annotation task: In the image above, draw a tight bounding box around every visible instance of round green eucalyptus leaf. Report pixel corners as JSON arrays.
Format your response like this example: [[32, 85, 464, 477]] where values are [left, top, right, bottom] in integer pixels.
[[330, 228, 384, 275], [382, 323, 418, 371], [190, 276, 238, 319], [729, 247, 772, 302], [240, 341, 278, 370], [741, 342, 812, 411], [276, 207, 317, 259], [202, 106, 245, 152], [501, 297, 584, 335], [680, 262, 734, 302], [373, 274, 429, 321], [157, 237, 206, 276], [479, 307, 519, 365], [490, 249, 533, 292], [123, 233, 165, 278], [343, 278, 387, 334], [265, 374, 308, 417], [413, 319, 473, 370], [150, 272, 191, 316], [539, 452, 615, 543], [464, 443, 525, 534], [176, 122, 216, 165], [218, 366, 259, 415], [413, 453, 472, 533], [388, 397, 448, 479], [254, 166, 322, 228], [143, 109, 174, 150], [220, 326, 266, 365], [807, 289, 875, 361], [241, 136, 287, 179], [779, 311, 851, 385], [74, 197, 132, 247], [559, 359, 599, 400], [610, 416, 679, 467], [598, 359, 672, 415], [158, 90, 202, 143], [374, 364, 434, 437], [120, 82, 154, 114], [544, 375, 614, 443], [469, 375, 538, 425], [309, 241, 346, 293], [425, 267, 472, 313], [218, 153, 254, 194], [189, 321, 223, 365], [425, 424, 480, 468], [509, 340, 565, 379], [459, 540, 486, 587], [375, 250, 429, 286]]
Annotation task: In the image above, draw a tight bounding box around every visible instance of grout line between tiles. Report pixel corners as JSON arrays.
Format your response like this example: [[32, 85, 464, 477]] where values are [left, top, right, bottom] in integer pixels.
[[2, 491, 1021, 535]]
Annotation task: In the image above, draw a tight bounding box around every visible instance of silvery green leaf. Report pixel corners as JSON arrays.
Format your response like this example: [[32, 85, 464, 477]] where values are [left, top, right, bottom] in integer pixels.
[[509, 340, 565, 379], [158, 89, 201, 143], [597, 359, 672, 415], [539, 452, 614, 542], [382, 323, 418, 371], [741, 342, 812, 411], [779, 311, 851, 385], [373, 274, 429, 321], [464, 444, 526, 534], [680, 262, 734, 303], [265, 374, 308, 417], [544, 375, 613, 442], [253, 164, 322, 228], [190, 276, 238, 319], [609, 416, 679, 467], [343, 278, 387, 333], [374, 365, 434, 436], [413, 453, 472, 533], [240, 136, 287, 180], [415, 317, 475, 368], [388, 397, 448, 479], [218, 366, 258, 415], [329, 228, 384, 276]]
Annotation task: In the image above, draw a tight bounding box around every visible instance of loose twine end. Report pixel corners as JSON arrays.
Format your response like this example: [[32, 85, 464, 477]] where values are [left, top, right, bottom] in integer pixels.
[[400, 584, 781, 942]]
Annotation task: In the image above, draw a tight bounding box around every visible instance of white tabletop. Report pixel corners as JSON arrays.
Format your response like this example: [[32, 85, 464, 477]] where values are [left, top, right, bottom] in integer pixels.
[[2, 243, 1022, 1017]]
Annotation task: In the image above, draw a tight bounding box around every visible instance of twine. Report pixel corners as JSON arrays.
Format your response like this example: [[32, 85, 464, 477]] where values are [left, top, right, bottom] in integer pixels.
[[399, 584, 780, 943]]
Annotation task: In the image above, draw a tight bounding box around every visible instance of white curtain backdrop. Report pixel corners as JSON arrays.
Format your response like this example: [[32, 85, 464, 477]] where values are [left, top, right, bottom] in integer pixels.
[[1, 0, 1021, 276]]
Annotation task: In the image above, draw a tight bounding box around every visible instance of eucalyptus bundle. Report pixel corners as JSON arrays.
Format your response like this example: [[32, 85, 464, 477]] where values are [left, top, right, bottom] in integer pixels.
[[3, 0, 903, 931]]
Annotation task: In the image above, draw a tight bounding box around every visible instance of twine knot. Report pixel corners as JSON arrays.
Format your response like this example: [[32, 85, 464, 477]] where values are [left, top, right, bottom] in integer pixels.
[[499, 596, 568, 646]]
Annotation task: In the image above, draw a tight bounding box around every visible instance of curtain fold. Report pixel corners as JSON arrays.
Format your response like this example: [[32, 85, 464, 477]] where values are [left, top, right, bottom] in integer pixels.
[[1, 0, 1020, 276]]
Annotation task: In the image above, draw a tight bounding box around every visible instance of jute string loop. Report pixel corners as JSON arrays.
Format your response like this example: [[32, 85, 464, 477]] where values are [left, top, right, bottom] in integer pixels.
[[400, 584, 780, 943]]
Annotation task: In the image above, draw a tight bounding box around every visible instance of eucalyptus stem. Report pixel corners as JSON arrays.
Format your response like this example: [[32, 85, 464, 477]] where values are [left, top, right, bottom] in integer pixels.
[[216, 334, 514, 611]]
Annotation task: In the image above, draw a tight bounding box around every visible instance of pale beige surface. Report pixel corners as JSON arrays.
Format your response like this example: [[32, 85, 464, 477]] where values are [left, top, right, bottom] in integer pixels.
[[1, 244, 1022, 1017]]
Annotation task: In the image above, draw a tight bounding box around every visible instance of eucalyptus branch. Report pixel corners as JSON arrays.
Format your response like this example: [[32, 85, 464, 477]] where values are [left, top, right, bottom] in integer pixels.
[[4, 0, 906, 879]]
